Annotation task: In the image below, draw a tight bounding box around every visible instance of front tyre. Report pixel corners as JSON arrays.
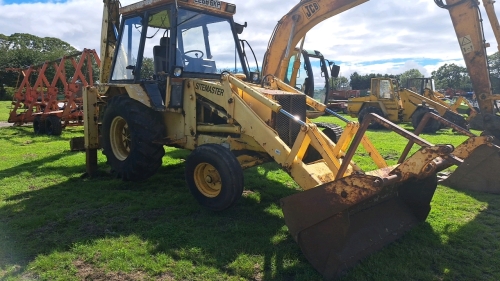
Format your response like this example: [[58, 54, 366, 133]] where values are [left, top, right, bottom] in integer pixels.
[[45, 115, 62, 135], [411, 107, 440, 133], [33, 115, 46, 134], [102, 95, 165, 181], [185, 144, 244, 211], [358, 106, 384, 129]]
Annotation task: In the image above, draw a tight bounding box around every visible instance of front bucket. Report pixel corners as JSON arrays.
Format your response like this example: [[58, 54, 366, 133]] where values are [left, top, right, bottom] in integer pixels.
[[280, 174, 437, 279], [442, 144, 500, 194]]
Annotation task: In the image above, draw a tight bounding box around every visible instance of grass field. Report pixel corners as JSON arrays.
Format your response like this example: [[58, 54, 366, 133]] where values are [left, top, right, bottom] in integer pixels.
[[0, 101, 12, 122], [1, 106, 499, 280]]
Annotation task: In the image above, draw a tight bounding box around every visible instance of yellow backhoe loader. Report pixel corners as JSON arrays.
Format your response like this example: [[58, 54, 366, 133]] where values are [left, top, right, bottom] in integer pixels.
[[347, 77, 469, 133], [407, 77, 479, 117], [78, 0, 500, 279]]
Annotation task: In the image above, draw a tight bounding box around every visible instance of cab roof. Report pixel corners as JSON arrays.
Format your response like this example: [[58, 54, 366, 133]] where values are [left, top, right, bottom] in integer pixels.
[[120, 0, 236, 17]]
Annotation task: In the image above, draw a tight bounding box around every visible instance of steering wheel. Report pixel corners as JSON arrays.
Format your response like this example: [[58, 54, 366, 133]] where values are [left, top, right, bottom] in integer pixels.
[[184, 50, 204, 59]]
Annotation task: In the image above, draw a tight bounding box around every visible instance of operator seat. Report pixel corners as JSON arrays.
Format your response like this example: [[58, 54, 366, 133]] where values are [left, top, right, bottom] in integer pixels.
[[153, 37, 169, 75]]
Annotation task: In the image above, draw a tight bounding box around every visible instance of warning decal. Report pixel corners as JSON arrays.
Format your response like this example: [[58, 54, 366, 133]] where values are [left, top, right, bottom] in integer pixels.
[[460, 35, 474, 54]]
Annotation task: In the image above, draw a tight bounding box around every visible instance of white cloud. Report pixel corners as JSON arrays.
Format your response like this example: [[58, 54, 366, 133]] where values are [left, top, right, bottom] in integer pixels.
[[1, 0, 498, 79]]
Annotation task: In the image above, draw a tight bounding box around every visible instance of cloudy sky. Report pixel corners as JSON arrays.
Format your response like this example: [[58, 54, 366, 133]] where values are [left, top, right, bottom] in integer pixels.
[[1, 0, 499, 84]]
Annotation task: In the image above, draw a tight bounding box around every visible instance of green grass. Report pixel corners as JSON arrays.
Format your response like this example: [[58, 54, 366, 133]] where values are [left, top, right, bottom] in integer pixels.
[[0, 101, 12, 122], [1, 115, 499, 280]]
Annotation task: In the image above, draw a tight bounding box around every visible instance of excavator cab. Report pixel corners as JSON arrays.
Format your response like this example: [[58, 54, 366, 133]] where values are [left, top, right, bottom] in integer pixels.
[[108, 0, 255, 110], [406, 77, 436, 95], [284, 49, 338, 104]]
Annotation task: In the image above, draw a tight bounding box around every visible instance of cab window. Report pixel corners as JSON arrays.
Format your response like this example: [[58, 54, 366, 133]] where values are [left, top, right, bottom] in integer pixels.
[[379, 80, 392, 99]]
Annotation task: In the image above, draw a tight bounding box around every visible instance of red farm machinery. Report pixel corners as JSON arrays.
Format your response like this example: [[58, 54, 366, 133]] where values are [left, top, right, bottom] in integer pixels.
[[6, 49, 100, 135]]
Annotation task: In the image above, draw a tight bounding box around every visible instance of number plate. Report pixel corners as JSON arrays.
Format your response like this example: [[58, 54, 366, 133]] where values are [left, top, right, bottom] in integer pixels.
[[194, 0, 222, 10]]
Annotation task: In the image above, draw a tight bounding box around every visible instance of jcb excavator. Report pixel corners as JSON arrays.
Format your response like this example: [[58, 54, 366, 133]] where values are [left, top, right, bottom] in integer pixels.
[[78, 0, 500, 279]]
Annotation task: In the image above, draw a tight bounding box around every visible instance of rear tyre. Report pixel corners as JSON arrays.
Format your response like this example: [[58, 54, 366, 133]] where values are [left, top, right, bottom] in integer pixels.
[[185, 144, 244, 211], [358, 106, 384, 129], [33, 116, 46, 134], [45, 115, 62, 135], [102, 95, 165, 181], [411, 107, 440, 133]]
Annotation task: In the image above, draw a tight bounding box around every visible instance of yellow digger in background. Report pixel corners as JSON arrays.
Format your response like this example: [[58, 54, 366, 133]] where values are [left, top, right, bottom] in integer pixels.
[[407, 77, 480, 121], [347, 77, 469, 133], [76, 0, 500, 279]]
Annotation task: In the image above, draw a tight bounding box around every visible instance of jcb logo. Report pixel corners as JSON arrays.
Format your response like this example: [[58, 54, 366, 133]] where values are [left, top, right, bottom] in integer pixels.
[[302, 2, 320, 19]]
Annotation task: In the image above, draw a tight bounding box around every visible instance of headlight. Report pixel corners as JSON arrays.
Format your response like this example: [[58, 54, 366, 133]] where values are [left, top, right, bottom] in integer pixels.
[[173, 67, 183, 77], [225, 4, 236, 13]]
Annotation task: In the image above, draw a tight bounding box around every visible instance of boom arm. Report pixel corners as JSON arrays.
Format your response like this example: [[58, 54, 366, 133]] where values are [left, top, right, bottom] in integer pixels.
[[100, 0, 121, 84], [262, 0, 369, 79], [440, 0, 496, 114]]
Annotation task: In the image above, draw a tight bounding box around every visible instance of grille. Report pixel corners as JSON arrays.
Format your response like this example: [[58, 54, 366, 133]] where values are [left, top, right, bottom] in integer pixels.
[[268, 93, 306, 147]]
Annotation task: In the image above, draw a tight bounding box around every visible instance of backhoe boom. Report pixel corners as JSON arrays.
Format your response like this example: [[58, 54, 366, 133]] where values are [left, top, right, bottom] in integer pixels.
[[262, 0, 368, 78]]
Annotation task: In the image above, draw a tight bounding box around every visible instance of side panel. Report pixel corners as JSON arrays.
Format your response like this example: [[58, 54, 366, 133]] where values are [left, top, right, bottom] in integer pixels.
[[123, 84, 152, 107], [347, 96, 375, 117]]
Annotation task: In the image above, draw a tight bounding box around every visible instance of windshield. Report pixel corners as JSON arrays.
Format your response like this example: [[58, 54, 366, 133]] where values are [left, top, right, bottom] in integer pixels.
[[176, 9, 243, 74], [285, 53, 327, 102], [112, 16, 142, 80]]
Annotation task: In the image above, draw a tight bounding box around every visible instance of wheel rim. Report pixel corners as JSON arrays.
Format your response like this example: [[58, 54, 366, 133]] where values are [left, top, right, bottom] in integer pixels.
[[194, 162, 222, 198], [110, 116, 130, 161]]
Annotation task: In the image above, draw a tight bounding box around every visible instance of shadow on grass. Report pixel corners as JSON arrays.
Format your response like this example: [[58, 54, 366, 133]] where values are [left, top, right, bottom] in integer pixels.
[[0, 126, 81, 148], [1, 158, 499, 280], [0, 153, 80, 180], [337, 187, 500, 281], [0, 160, 318, 280]]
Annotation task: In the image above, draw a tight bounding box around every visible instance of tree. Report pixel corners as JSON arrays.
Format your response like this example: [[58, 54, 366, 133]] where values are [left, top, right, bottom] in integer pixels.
[[350, 72, 397, 90], [488, 52, 500, 93], [431, 63, 471, 91], [0, 82, 5, 100], [349, 72, 360, 89], [141, 57, 155, 80], [399, 69, 423, 88], [329, 75, 349, 90], [0, 33, 79, 87]]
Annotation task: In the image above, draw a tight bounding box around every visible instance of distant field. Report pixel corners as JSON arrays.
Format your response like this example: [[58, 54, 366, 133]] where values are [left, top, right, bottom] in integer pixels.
[[0, 114, 499, 280]]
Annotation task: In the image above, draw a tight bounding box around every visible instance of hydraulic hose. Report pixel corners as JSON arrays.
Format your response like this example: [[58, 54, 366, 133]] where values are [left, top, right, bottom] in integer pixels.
[[434, 0, 469, 9]]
